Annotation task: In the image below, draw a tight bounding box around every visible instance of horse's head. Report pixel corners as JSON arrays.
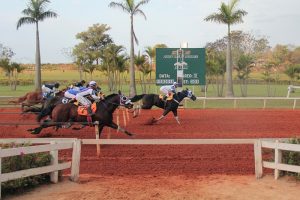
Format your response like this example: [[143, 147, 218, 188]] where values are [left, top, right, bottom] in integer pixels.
[[118, 90, 134, 109], [182, 88, 197, 101], [104, 91, 133, 109]]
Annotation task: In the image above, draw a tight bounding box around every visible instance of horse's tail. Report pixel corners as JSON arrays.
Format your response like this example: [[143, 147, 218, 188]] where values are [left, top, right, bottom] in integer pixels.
[[9, 93, 29, 104], [130, 94, 146, 102]]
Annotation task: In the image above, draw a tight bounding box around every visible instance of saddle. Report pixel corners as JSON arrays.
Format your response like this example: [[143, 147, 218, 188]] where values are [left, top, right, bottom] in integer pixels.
[[159, 93, 173, 101], [77, 103, 97, 116]]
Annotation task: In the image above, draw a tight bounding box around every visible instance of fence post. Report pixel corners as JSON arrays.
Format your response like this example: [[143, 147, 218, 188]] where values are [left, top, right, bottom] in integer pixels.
[[70, 139, 81, 182], [123, 109, 127, 127], [94, 122, 100, 156], [50, 141, 58, 183], [293, 99, 297, 110], [116, 110, 120, 133], [234, 99, 237, 109], [254, 140, 263, 179], [274, 140, 282, 180], [203, 99, 206, 109], [263, 99, 266, 109]]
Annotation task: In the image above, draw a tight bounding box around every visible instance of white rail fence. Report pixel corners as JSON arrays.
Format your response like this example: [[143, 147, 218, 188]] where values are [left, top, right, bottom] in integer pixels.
[[191, 97, 300, 109], [0, 138, 81, 199], [255, 139, 300, 179], [2, 96, 300, 109], [0, 138, 300, 198]]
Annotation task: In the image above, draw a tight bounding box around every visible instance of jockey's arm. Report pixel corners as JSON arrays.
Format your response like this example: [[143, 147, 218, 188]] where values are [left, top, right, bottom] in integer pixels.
[[90, 90, 100, 100]]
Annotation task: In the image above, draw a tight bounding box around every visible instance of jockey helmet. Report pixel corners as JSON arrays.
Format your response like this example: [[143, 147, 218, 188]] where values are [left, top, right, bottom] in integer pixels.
[[89, 80, 97, 87], [173, 82, 178, 87], [54, 82, 60, 88], [80, 80, 86, 85]]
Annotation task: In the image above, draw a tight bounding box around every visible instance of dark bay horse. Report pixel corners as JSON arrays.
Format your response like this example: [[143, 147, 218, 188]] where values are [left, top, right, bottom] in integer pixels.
[[130, 88, 197, 124], [28, 92, 134, 138]]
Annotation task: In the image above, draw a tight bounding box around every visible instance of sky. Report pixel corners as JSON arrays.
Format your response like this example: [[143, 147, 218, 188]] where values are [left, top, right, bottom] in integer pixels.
[[1, 0, 300, 64]]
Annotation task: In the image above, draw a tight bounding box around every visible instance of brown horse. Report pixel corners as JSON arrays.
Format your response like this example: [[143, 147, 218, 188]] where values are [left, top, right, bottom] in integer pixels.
[[9, 91, 44, 112], [10, 90, 66, 113]]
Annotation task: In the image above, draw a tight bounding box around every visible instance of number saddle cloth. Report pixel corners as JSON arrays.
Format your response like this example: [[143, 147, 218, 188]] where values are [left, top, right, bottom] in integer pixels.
[[77, 103, 97, 116], [159, 93, 174, 101]]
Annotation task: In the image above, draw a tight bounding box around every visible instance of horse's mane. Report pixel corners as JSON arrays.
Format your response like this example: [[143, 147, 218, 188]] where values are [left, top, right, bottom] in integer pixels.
[[104, 93, 118, 100], [177, 89, 188, 95]]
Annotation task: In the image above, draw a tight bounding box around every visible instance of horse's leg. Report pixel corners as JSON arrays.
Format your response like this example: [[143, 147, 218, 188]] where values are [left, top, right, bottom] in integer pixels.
[[152, 109, 171, 124], [97, 124, 105, 138], [172, 109, 180, 124], [107, 121, 134, 136], [132, 105, 140, 118], [27, 120, 56, 135]]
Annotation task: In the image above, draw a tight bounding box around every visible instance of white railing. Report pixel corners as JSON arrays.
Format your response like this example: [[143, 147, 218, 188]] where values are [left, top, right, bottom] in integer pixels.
[[1, 137, 299, 198], [255, 139, 300, 180], [0, 138, 81, 199], [2, 96, 300, 109], [184, 97, 300, 109]]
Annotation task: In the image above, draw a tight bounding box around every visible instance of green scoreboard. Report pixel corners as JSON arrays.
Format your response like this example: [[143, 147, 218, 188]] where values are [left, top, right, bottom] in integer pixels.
[[156, 48, 206, 86]]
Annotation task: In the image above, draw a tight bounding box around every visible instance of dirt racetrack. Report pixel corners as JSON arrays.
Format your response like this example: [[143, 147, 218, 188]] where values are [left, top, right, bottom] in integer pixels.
[[1, 108, 300, 199]]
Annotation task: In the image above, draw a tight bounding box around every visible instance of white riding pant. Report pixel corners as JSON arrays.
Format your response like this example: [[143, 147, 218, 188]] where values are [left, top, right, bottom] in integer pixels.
[[64, 91, 76, 99], [75, 94, 91, 106], [42, 85, 52, 93], [160, 88, 171, 96]]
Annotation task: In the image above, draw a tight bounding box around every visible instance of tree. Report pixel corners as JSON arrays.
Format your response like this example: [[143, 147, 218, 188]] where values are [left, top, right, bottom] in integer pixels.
[[17, 0, 57, 91], [284, 64, 300, 85], [72, 24, 113, 81], [205, 46, 226, 97], [0, 44, 24, 90], [135, 51, 151, 93], [109, 0, 151, 97], [101, 44, 126, 91], [235, 54, 254, 96], [204, 0, 247, 97]]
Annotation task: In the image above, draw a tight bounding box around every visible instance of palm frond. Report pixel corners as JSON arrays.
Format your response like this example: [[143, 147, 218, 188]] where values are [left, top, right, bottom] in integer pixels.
[[204, 13, 225, 24], [134, 9, 147, 20], [135, 0, 150, 10], [17, 17, 36, 29], [108, 2, 130, 13], [39, 10, 58, 21]]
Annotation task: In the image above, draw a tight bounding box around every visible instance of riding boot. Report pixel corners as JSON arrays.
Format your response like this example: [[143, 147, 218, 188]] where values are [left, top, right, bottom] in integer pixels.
[[86, 106, 93, 126], [87, 106, 94, 116]]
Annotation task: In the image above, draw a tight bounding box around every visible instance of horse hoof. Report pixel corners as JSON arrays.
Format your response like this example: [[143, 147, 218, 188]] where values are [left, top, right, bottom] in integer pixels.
[[151, 118, 157, 124], [28, 130, 38, 135]]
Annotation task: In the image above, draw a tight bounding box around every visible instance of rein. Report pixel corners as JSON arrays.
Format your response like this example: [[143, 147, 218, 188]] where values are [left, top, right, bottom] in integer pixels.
[[172, 98, 180, 104]]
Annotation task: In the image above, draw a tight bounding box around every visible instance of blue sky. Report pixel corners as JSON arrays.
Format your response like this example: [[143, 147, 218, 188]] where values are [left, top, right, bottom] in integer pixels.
[[1, 0, 300, 64]]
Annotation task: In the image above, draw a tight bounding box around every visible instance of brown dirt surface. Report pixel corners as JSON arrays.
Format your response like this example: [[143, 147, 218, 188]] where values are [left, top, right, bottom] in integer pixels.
[[1, 108, 300, 199]]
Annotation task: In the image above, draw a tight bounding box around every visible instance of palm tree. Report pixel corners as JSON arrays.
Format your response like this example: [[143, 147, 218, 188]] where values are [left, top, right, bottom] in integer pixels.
[[17, 0, 57, 91], [204, 0, 247, 97], [109, 0, 150, 97]]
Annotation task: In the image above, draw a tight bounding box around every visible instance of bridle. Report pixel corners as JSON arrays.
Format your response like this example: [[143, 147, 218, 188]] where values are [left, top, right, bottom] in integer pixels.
[[101, 94, 132, 108]]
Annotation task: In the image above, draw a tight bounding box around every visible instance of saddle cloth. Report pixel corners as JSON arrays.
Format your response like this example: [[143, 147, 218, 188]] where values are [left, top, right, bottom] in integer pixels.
[[77, 103, 97, 116], [159, 93, 173, 101]]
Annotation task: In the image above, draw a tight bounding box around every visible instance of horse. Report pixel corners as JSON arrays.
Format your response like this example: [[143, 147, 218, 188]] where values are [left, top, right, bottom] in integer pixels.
[[36, 88, 103, 122], [9, 91, 44, 112], [27, 91, 134, 138], [22, 90, 67, 114], [130, 88, 197, 124]]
